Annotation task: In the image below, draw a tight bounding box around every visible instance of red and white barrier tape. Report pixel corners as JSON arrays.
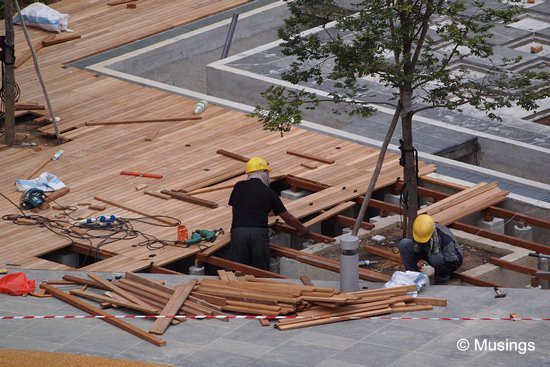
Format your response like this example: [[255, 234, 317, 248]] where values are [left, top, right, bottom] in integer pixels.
[[0, 315, 548, 321]]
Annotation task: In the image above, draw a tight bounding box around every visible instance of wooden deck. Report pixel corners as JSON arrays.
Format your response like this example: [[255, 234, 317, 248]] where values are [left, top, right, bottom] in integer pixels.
[[0, 0, 511, 274]]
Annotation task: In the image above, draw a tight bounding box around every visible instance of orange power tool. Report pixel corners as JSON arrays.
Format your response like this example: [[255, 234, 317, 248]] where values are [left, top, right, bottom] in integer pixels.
[[120, 171, 163, 179]]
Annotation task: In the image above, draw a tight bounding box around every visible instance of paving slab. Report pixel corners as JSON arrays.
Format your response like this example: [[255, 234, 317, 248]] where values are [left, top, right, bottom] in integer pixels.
[[0, 270, 547, 367]]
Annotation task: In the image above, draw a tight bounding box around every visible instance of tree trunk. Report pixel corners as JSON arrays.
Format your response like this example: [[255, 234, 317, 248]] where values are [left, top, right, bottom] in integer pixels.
[[3, 0, 16, 146], [400, 90, 418, 238], [352, 103, 401, 236], [401, 111, 419, 238]]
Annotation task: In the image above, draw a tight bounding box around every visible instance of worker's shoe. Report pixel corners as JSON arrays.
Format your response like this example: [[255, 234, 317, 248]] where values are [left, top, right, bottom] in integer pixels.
[[434, 275, 450, 285]]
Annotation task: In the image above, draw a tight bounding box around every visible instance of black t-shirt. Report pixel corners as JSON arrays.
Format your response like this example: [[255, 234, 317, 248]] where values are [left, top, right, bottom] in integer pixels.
[[229, 178, 287, 229]]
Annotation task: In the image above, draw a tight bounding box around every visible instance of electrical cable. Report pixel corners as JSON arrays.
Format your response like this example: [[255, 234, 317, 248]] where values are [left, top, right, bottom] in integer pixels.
[[0, 192, 210, 268]]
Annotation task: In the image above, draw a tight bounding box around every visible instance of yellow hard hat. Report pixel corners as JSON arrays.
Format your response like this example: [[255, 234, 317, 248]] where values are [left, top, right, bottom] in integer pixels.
[[413, 214, 436, 243], [245, 157, 272, 174]]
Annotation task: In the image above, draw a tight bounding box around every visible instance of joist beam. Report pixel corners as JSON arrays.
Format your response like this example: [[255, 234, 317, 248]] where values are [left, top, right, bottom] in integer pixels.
[[284, 175, 330, 192], [273, 222, 334, 243], [41, 284, 165, 347], [488, 257, 539, 276], [303, 201, 356, 228]]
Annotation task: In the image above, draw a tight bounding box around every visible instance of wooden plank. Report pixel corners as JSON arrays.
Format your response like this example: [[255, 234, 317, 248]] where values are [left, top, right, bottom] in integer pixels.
[[216, 149, 249, 162], [41, 284, 165, 347], [160, 190, 218, 209], [418, 182, 496, 216], [45, 187, 70, 203], [413, 297, 448, 307], [149, 279, 197, 335], [69, 289, 160, 314], [88, 273, 154, 309], [303, 201, 356, 228], [453, 272, 502, 288], [108, 0, 137, 5], [62, 275, 106, 289], [286, 150, 335, 164], [144, 191, 171, 200], [488, 257, 538, 276], [15, 39, 44, 69], [144, 128, 161, 142], [196, 254, 287, 278], [85, 117, 201, 126], [26, 156, 52, 179], [94, 195, 179, 225], [300, 275, 314, 286], [42, 34, 82, 47]]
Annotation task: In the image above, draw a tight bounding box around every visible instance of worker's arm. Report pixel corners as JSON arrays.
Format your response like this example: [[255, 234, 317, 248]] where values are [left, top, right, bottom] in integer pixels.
[[280, 211, 308, 236]]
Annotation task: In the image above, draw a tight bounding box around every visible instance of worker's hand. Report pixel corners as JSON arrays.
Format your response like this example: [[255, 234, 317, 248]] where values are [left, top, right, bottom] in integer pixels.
[[297, 226, 308, 236], [420, 264, 435, 277], [417, 260, 428, 270]]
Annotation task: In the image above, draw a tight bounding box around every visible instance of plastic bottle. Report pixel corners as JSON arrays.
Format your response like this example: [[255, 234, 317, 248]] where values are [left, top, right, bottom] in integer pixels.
[[52, 149, 64, 160], [193, 100, 208, 114]]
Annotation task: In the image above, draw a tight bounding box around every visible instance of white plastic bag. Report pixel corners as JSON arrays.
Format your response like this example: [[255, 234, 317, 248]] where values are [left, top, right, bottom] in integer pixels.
[[13, 3, 70, 33], [16, 172, 66, 192], [384, 271, 430, 292]]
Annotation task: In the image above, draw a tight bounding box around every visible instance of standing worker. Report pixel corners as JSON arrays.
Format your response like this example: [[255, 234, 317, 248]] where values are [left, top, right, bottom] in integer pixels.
[[228, 157, 307, 270], [399, 214, 463, 285]]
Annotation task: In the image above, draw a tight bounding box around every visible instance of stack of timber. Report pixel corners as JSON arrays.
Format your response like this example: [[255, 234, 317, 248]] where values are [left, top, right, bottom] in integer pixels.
[[42, 271, 446, 346], [418, 181, 508, 225]]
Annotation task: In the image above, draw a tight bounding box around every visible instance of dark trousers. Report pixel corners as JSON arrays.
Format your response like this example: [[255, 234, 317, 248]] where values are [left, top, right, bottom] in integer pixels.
[[399, 239, 459, 284], [228, 227, 270, 270]]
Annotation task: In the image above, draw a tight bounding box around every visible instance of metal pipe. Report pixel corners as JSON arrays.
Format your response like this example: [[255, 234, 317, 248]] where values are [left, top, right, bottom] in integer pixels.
[[529, 252, 550, 259], [221, 13, 239, 59]]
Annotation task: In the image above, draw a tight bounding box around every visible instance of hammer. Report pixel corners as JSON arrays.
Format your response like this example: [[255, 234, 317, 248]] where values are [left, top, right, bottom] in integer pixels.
[[493, 286, 506, 298]]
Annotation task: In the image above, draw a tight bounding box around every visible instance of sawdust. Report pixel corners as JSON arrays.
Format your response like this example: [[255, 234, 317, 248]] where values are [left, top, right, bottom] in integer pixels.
[[0, 349, 173, 367]]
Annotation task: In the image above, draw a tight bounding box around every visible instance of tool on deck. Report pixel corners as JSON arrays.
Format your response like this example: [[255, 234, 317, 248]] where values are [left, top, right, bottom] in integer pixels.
[[493, 286, 507, 298], [184, 228, 224, 246], [120, 171, 163, 179], [20, 188, 47, 210]]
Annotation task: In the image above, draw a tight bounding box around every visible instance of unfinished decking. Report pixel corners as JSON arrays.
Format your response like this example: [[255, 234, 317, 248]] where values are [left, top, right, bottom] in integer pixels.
[[0, 0, 516, 275]]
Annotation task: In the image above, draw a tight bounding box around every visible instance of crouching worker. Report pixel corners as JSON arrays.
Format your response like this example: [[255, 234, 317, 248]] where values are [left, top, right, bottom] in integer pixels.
[[399, 214, 463, 285], [228, 157, 307, 271]]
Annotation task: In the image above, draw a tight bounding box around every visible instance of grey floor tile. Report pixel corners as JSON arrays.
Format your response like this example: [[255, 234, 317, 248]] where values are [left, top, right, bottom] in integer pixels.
[[463, 350, 549, 367], [177, 348, 253, 367], [332, 342, 409, 367], [160, 320, 233, 345], [61, 325, 143, 355], [302, 318, 390, 340], [13, 319, 91, 344], [361, 323, 441, 351], [389, 351, 469, 367], [207, 338, 272, 358], [261, 340, 340, 367], [224, 321, 302, 347], [54, 343, 117, 359], [0, 334, 63, 351], [117, 340, 199, 364], [245, 358, 306, 367], [289, 330, 356, 351], [414, 332, 481, 362], [316, 359, 372, 367]]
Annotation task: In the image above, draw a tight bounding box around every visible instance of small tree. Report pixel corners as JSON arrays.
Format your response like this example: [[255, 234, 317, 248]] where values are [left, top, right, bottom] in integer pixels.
[[252, 0, 549, 236]]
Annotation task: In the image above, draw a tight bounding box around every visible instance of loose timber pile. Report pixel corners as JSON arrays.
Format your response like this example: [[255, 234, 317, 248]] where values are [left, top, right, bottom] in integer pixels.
[[42, 271, 447, 346]]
